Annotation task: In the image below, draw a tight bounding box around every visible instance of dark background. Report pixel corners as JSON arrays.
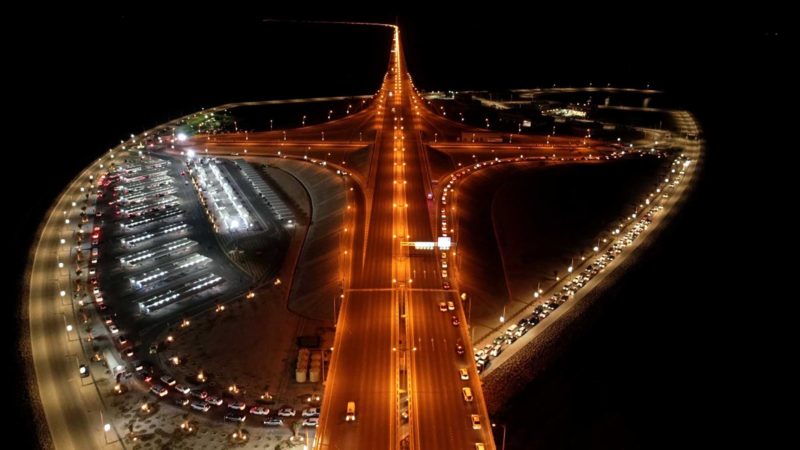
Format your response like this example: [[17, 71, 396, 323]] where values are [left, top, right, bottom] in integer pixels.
[[11, 11, 785, 449]]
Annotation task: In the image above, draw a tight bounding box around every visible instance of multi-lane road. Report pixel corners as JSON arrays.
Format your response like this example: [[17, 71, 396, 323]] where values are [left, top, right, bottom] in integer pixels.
[[26, 21, 701, 450], [314, 27, 496, 450], [29, 156, 122, 449]]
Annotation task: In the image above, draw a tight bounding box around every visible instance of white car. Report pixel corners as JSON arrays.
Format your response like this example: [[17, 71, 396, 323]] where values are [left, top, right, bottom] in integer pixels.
[[206, 396, 223, 406], [160, 375, 176, 386], [174, 384, 191, 395], [227, 401, 246, 410], [249, 406, 270, 416], [93, 287, 101, 296], [302, 407, 320, 417], [459, 368, 469, 380], [108, 324, 119, 334], [439, 302, 448, 312], [277, 407, 296, 417], [150, 385, 168, 397], [302, 418, 319, 427], [447, 301, 455, 311], [191, 401, 211, 412], [471, 414, 481, 430], [264, 418, 283, 426]]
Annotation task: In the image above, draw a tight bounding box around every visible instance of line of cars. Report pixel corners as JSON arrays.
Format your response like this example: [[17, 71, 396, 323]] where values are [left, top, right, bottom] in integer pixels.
[[144, 371, 321, 426], [472, 205, 665, 374]]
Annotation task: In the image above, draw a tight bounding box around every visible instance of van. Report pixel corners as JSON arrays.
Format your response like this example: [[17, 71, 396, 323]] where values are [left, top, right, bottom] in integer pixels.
[[345, 401, 356, 422], [462, 387, 473, 402]]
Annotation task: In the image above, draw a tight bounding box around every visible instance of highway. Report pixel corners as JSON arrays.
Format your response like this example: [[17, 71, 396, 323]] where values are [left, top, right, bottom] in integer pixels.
[[29, 157, 122, 449], [26, 21, 701, 450], [315, 27, 496, 450]]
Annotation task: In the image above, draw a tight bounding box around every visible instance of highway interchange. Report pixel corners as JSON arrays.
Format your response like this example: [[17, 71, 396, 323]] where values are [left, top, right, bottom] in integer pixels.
[[25, 23, 702, 450]]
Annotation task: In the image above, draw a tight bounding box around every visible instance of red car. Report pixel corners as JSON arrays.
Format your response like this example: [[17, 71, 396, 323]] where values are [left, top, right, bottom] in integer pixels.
[[442, 281, 451, 290]]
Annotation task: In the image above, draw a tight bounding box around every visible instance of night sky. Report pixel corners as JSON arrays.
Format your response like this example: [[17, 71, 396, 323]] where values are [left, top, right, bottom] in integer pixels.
[[11, 11, 785, 449]]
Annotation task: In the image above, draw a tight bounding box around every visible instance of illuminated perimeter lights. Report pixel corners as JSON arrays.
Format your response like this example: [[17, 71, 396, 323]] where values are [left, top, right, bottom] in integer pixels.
[[129, 254, 211, 289], [192, 161, 253, 233], [138, 273, 224, 314], [120, 222, 190, 247], [119, 237, 197, 267]]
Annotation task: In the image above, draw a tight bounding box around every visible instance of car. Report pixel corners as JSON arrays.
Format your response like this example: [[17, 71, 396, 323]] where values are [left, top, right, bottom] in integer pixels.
[[224, 411, 247, 422], [174, 397, 190, 407], [462, 387, 473, 402], [206, 396, 223, 406], [345, 401, 356, 422], [92, 287, 101, 296], [264, 418, 283, 426], [441, 269, 448, 278], [117, 335, 128, 346], [447, 301, 455, 311], [174, 384, 191, 395], [188, 389, 207, 400], [108, 324, 119, 334], [451, 315, 460, 326], [249, 406, 270, 416], [302, 407, 320, 417], [123, 348, 135, 358], [79, 364, 90, 378], [441, 261, 448, 269], [88, 267, 96, 275], [277, 407, 296, 417], [90, 277, 98, 285], [442, 281, 451, 289], [95, 296, 104, 304], [441, 252, 447, 259], [439, 302, 448, 312], [470, 414, 482, 430], [455, 342, 465, 355], [459, 368, 469, 380], [228, 401, 246, 410], [97, 303, 108, 312], [191, 401, 211, 412], [302, 418, 319, 427], [160, 375, 176, 386], [475, 443, 486, 450], [150, 385, 168, 397]]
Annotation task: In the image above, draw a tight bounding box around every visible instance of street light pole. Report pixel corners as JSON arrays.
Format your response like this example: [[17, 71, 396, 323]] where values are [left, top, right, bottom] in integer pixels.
[[63, 313, 78, 342], [492, 423, 507, 450]]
